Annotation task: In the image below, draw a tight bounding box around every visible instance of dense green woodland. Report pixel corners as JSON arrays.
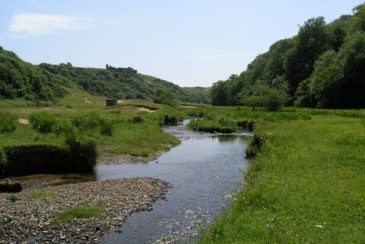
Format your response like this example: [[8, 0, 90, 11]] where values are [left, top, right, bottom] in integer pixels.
[[0, 47, 210, 104], [211, 3, 365, 108]]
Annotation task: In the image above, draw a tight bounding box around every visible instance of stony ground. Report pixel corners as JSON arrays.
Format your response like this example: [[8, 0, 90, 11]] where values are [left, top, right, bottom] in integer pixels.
[[0, 178, 169, 243]]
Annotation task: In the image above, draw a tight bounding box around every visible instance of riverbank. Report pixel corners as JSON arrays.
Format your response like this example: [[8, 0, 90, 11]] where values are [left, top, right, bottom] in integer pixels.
[[200, 114, 365, 243], [0, 178, 169, 243]]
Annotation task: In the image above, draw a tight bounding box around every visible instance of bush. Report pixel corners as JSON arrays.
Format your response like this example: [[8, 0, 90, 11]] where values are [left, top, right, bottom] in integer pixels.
[[163, 115, 178, 126], [28, 112, 58, 133], [264, 89, 287, 111], [154, 88, 177, 107], [245, 134, 265, 159], [131, 116, 144, 123], [242, 89, 287, 112], [0, 112, 17, 133], [72, 113, 114, 136], [65, 136, 98, 169], [52, 119, 77, 136], [99, 118, 114, 136]]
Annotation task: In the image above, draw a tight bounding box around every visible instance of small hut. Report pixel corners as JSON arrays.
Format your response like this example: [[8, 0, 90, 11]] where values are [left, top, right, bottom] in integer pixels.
[[106, 98, 118, 107]]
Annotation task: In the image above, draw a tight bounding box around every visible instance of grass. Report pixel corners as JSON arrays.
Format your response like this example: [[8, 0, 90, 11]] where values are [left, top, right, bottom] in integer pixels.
[[2, 90, 364, 242], [200, 113, 365, 243], [0, 90, 181, 159], [6, 194, 19, 202], [31, 191, 57, 200], [54, 206, 104, 223]]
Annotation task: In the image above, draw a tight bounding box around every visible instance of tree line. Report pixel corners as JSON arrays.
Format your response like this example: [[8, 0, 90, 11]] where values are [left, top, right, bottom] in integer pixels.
[[0, 48, 210, 104], [211, 3, 365, 109]]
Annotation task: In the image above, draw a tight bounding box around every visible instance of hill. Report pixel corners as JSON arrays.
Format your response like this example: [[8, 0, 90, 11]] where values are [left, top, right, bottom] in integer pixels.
[[0, 47, 208, 104], [0, 47, 71, 102], [211, 3, 365, 109], [182, 87, 211, 104]]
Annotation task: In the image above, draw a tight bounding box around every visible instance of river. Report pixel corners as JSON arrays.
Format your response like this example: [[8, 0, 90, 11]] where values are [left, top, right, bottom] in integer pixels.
[[97, 121, 251, 243]]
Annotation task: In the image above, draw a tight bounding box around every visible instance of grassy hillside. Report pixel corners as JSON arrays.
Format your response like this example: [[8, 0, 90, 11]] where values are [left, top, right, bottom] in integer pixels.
[[182, 87, 211, 104], [0, 47, 71, 102], [0, 46, 209, 104]]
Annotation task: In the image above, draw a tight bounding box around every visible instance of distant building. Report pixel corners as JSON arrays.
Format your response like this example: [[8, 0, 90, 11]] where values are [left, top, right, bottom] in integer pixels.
[[106, 98, 118, 107]]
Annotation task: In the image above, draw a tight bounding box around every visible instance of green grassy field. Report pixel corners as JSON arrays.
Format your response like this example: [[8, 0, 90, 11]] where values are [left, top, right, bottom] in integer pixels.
[[200, 111, 365, 243], [0, 90, 180, 159], [1, 92, 364, 242]]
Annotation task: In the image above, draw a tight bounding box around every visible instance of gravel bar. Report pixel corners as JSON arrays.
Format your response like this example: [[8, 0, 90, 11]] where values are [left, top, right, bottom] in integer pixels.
[[0, 177, 170, 243]]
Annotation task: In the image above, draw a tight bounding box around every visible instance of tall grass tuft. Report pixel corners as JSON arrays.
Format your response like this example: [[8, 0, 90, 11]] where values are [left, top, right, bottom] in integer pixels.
[[0, 112, 17, 133]]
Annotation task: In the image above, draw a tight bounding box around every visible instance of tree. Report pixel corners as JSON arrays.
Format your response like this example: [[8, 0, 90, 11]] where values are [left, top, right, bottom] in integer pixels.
[[308, 50, 344, 108], [210, 81, 230, 105], [242, 88, 287, 111], [285, 17, 329, 96], [153, 88, 177, 107]]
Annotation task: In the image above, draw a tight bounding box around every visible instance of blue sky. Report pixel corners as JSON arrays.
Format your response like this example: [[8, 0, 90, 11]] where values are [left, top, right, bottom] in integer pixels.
[[0, 0, 363, 87]]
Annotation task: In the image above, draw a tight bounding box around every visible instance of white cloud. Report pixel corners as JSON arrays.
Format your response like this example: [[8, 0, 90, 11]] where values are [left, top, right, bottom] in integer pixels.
[[9, 13, 88, 36]]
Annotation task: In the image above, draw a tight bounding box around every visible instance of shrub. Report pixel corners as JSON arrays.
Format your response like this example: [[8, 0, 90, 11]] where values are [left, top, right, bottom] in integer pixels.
[[28, 112, 58, 133], [6, 194, 18, 202], [245, 134, 265, 159], [72, 113, 114, 136], [52, 119, 77, 136], [163, 115, 178, 126], [242, 89, 287, 112], [0, 112, 17, 133], [65, 136, 98, 169], [264, 89, 287, 111], [237, 120, 256, 131], [154, 88, 177, 107], [99, 118, 114, 136], [131, 116, 144, 123]]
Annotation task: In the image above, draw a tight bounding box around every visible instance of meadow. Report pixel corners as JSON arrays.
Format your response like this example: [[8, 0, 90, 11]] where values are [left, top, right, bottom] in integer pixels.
[[199, 108, 365, 243], [1, 91, 364, 242], [0, 90, 182, 175]]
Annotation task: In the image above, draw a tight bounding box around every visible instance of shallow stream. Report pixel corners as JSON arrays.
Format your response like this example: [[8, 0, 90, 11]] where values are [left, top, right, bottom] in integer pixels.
[[97, 122, 250, 243]]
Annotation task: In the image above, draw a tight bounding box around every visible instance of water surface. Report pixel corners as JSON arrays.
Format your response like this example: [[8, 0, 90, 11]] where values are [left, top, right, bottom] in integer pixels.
[[98, 124, 250, 243]]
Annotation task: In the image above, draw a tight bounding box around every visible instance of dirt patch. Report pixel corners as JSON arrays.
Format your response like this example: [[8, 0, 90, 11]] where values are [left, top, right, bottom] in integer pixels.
[[136, 107, 156, 113], [179, 105, 198, 109], [118, 103, 158, 113], [84, 97, 92, 104], [18, 118, 29, 125]]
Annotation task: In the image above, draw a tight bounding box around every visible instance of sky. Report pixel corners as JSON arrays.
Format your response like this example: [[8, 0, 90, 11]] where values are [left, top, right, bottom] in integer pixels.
[[0, 0, 363, 87]]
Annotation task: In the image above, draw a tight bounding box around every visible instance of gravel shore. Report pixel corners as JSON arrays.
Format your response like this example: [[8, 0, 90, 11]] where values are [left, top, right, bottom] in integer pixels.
[[0, 178, 169, 243]]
